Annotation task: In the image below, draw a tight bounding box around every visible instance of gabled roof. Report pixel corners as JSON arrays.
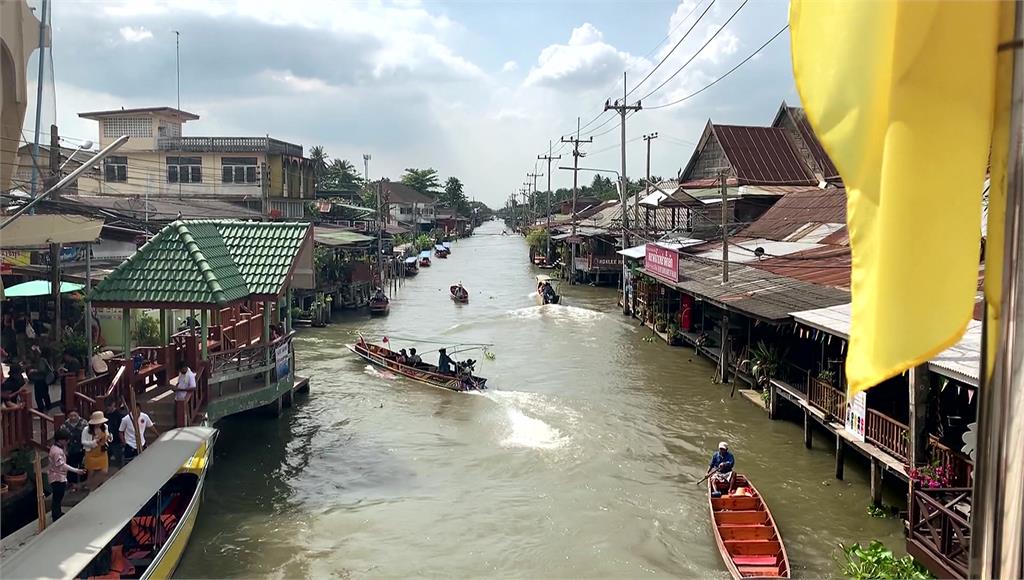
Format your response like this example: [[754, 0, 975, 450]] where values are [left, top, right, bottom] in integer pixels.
[[90, 220, 311, 306], [772, 102, 840, 181], [682, 122, 818, 186], [736, 187, 846, 240], [78, 106, 199, 121], [378, 181, 435, 204]]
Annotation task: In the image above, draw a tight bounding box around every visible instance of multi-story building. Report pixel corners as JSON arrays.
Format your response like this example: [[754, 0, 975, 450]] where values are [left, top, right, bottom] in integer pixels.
[[376, 181, 436, 232], [76, 106, 314, 218]]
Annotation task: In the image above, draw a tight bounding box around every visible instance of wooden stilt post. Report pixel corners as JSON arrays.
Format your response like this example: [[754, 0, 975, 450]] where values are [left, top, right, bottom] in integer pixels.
[[835, 436, 845, 480], [804, 410, 812, 448], [870, 457, 883, 507], [34, 450, 46, 531], [200, 309, 209, 361], [263, 300, 272, 391], [907, 364, 929, 497]]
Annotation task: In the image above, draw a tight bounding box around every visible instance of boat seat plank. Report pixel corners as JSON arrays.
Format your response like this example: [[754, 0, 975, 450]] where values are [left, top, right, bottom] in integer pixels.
[[733, 555, 779, 566], [718, 525, 777, 541], [712, 496, 762, 511], [724, 539, 783, 556], [714, 510, 769, 525], [737, 565, 781, 577]]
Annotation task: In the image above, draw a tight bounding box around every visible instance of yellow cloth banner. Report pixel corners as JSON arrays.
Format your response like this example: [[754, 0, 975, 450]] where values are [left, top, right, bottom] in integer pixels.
[[790, 0, 1005, 395]]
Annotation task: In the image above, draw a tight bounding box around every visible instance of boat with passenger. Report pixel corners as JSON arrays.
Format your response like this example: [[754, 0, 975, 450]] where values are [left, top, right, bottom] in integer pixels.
[[2, 427, 217, 580], [347, 337, 487, 392], [535, 274, 561, 305], [404, 256, 420, 276], [419, 250, 432, 267], [434, 244, 449, 258], [450, 283, 469, 303], [442, 241, 452, 254], [368, 288, 390, 316], [708, 473, 790, 579]]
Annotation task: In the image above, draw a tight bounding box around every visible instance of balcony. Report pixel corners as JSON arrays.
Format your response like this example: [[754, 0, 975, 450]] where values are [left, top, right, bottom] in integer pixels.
[[907, 487, 971, 579], [158, 136, 303, 157], [807, 377, 846, 421]]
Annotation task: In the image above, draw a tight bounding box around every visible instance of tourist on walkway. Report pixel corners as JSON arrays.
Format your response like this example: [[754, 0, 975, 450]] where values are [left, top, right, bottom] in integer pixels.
[[29, 350, 55, 411], [105, 400, 127, 466], [48, 430, 85, 521], [60, 409, 88, 490], [175, 361, 197, 401], [120, 403, 159, 462], [82, 411, 112, 490], [2, 363, 27, 408]]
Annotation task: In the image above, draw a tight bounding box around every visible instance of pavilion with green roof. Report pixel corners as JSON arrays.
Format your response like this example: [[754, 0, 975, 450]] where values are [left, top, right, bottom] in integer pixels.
[[76, 220, 315, 426]]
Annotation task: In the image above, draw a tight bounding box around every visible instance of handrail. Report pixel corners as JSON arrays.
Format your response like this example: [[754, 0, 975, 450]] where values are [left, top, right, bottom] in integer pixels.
[[928, 435, 974, 486], [865, 408, 909, 461], [908, 487, 971, 579], [807, 377, 846, 420]]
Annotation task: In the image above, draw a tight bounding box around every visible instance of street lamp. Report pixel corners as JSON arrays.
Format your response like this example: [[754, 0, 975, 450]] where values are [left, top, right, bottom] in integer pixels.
[[557, 165, 630, 315], [59, 140, 94, 172]]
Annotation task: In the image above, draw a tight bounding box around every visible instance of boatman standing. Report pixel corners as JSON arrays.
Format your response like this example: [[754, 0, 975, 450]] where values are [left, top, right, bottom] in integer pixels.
[[438, 348, 453, 375]]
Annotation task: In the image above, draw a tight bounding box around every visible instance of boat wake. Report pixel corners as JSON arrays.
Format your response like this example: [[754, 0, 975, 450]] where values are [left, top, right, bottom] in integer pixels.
[[363, 365, 398, 381], [506, 305, 606, 326], [475, 389, 576, 450]]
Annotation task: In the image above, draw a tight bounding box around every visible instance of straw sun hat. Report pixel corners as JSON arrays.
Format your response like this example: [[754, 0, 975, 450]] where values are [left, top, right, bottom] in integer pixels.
[[88, 411, 107, 425]]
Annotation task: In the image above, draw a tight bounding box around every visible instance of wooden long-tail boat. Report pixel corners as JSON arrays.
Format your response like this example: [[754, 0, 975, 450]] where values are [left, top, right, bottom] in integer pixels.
[[450, 284, 469, 303], [708, 474, 790, 579], [403, 256, 419, 276], [368, 295, 390, 315], [347, 340, 487, 392], [419, 250, 432, 267]]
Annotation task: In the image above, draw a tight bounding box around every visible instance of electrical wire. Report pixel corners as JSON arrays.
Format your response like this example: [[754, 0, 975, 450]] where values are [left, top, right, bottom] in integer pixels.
[[637, 0, 750, 103], [625, 0, 716, 98], [646, 24, 789, 110]]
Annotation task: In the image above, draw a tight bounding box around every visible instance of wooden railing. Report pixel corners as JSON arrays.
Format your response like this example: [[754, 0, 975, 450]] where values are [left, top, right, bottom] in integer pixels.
[[908, 488, 971, 579], [928, 436, 974, 486], [772, 361, 811, 395], [1, 406, 64, 454], [866, 409, 909, 462], [807, 377, 846, 420], [175, 361, 210, 428]]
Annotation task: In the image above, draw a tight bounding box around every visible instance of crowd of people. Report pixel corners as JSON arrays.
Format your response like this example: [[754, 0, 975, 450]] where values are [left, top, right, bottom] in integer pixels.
[[2, 314, 86, 412]]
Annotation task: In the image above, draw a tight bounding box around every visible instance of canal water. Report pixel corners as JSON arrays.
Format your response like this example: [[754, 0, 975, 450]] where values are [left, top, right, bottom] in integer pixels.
[[176, 220, 903, 578]]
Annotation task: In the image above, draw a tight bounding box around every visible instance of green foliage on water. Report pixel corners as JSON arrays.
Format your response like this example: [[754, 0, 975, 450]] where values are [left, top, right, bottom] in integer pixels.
[[838, 540, 933, 579]]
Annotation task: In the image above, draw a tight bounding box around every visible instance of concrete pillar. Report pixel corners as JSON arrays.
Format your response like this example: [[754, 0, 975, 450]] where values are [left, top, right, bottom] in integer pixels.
[[121, 308, 131, 356], [804, 409, 812, 449], [870, 457, 883, 507], [720, 313, 729, 383], [768, 383, 778, 420], [283, 390, 293, 408], [835, 436, 845, 480], [200, 309, 209, 360], [263, 300, 272, 390], [286, 288, 294, 333]]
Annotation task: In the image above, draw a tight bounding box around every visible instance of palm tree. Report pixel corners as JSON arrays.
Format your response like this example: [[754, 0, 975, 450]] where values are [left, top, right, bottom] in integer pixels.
[[323, 159, 362, 192], [309, 145, 329, 183], [400, 168, 441, 197]]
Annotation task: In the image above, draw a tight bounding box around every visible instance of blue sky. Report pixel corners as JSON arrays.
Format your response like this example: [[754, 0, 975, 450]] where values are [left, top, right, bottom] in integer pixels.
[[30, 0, 798, 207]]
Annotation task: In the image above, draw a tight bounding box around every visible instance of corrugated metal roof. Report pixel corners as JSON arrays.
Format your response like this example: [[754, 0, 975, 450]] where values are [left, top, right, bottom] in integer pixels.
[[737, 187, 847, 240], [753, 246, 852, 290], [714, 125, 818, 186], [772, 104, 841, 180], [791, 302, 980, 387], [693, 239, 826, 263], [647, 255, 849, 322]]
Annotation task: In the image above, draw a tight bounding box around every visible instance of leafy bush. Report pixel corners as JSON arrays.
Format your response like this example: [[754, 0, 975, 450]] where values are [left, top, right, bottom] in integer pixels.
[[414, 234, 433, 251], [525, 228, 549, 251], [62, 331, 89, 364], [133, 314, 162, 346], [838, 541, 933, 579], [739, 341, 786, 388], [909, 462, 952, 489]]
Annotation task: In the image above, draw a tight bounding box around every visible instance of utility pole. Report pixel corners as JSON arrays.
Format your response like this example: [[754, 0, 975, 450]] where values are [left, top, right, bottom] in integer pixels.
[[48, 125, 61, 341], [522, 183, 532, 227], [604, 72, 642, 247], [29, 0, 48, 200], [527, 170, 543, 221], [174, 30, 183, 201], [719, 168, 729, 283], [538, 141, 561, 258], [561, 117, 592, 285], [643, 132, 658, 235]]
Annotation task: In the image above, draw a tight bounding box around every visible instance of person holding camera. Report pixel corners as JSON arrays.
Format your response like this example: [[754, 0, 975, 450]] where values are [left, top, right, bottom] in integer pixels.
[[82, 411, 112, 491]]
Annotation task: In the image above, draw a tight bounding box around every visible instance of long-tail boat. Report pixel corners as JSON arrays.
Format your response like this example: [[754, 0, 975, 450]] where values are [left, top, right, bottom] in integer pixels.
[[347, 339, 487, 392], [368, 295, 390, 316], [434, 244, 449, 258], [450, 284, 469, 303], [419, 250, 432, 267], [2, 427, 217, 580], [404, 256, 419, 276], [708, 474, 790, 579]]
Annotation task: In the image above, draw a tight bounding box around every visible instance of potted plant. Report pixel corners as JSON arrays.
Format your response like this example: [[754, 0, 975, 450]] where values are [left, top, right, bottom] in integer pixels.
[[2, 447, 34, 489], [667, 322, 683, 346], [655, 315, 667, 333], [818, 369, 837, 386], [739, 341, 787, 389]]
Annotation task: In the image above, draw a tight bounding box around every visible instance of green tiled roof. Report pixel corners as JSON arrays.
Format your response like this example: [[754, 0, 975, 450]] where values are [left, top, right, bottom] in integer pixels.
[[90, 220, 310, 305]]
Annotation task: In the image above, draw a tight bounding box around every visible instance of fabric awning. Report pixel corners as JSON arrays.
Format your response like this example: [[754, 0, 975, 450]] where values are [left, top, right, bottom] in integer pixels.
[[3, 280, 85, 297]]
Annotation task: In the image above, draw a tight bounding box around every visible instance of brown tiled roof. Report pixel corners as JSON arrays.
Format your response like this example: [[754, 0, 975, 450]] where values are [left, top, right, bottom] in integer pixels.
[[378, 181, 434, 204], [714, 125, 818, 186], [737, 187, 847, 240]]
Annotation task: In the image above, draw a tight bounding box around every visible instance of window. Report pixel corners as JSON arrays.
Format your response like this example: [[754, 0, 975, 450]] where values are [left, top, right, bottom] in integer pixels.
[[103, 117, 153, 138], [399, 206, 412, 215], [104, 156, 127, 182], [167, 156, 202, 183], [221, 157, 258, 184]]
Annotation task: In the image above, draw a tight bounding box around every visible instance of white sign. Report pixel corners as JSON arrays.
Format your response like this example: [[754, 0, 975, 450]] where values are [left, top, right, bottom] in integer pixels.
[[275, 342, 291, 381], [845, 390, 867, 442]]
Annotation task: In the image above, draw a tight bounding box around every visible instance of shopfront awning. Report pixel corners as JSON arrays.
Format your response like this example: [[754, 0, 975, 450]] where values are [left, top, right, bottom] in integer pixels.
[[3, 280, 85, 298], [1, 215, 104, 247]]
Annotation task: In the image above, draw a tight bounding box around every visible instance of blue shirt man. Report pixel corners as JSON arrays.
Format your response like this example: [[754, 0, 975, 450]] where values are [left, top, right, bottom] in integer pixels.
[[709, 442, 735, 473], [438, 348, 452, 374]]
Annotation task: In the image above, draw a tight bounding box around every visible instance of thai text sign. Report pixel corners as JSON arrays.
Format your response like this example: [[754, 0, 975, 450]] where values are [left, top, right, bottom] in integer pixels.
[[275, 342, 291, 381], [0, 250, 30, 274], [845, 390, 867, 442], [645, 244, 679, 283]]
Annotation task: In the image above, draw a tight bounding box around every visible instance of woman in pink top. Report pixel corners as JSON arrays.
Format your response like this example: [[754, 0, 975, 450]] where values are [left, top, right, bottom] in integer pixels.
[[49, 430, 85, 521]]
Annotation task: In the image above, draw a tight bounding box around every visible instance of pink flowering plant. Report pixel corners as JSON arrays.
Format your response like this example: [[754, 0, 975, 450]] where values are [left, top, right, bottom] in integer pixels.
[[909, 461, 952, 489]]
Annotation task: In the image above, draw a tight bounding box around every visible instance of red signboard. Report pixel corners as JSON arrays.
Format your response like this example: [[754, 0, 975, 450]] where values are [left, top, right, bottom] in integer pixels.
[[645, 243, 679, 283]]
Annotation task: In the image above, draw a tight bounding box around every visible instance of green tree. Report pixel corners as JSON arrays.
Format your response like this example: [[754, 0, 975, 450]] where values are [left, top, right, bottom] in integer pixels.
[[322, 159, 363, 192], [309, 145, 329, 184], [401, 168, 441, 197], [440, 177, 468, 214]]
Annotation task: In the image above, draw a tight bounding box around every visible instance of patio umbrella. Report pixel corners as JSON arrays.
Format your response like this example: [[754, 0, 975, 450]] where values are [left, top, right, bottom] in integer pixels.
[[2, 280, 85, 298]]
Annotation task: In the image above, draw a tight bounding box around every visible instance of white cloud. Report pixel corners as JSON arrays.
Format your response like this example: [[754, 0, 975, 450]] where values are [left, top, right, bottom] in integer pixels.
[[262, 70, 332, 93], [502, 60, 518, 73], [118, 26, 153, 43], [524, 23, 650, 90]]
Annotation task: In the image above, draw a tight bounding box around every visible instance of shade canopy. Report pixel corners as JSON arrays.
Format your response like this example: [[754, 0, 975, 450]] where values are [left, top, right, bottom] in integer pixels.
[[2, 280, 85, 298]]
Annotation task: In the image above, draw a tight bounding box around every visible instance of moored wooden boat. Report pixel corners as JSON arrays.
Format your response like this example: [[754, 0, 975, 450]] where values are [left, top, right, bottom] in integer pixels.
[[708, 474, 790, 579], [347, 340, 487, 391], [434, 244, 449, 258], [450, 284, 469, 303], [442, 241, 451, 254], [2, 427, 217, 580], [368, 297, 390, 315], [404, 256, 419, 276], [419, 250, 432, 267]]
